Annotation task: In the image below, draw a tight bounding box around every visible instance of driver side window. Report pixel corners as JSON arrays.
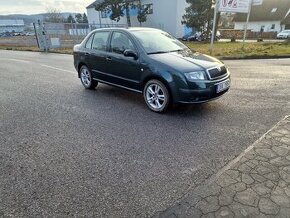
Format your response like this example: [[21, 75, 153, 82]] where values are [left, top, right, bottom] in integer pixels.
[[111, 32, 135, 54]]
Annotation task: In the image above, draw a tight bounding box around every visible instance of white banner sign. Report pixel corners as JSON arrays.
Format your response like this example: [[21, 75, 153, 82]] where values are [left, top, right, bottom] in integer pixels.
[[219, 0, 250, 13], [252, 0, 263, 6]]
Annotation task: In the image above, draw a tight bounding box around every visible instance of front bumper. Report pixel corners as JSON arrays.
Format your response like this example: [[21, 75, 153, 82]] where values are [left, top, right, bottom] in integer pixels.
[[176, 75, 231, 104]]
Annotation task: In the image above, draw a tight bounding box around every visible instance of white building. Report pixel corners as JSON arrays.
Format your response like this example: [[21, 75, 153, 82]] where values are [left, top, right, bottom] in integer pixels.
[[234, 0, 290, 32], [0, 20, 25, 33], [86, 0, 189, 38]]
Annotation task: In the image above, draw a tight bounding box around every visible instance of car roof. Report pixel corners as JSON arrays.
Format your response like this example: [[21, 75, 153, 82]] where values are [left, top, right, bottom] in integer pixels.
[[92, 27, 163, 33]]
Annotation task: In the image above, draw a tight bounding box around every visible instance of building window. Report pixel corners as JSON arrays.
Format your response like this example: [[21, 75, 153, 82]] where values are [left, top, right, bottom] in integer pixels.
[[142, 4, 153, 14], [271, 24, 275, 30], [101, 11, 107, 18]]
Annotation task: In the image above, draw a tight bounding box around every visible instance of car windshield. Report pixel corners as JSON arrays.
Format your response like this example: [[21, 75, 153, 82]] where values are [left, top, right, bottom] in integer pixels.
[[131, 30, 188, 54]]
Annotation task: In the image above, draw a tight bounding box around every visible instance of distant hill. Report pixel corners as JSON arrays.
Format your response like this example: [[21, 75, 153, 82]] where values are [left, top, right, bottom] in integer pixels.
[[0, 13, 78, 24]]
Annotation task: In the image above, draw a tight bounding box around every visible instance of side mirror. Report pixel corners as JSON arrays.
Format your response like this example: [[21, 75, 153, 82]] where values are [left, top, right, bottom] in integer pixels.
[[123, 49, 138, 60]]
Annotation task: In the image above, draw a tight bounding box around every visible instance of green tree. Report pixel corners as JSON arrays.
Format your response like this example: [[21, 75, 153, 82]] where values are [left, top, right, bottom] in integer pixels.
[[83, 13, 88, 23], [67, 14, 75, 23], [182, 0, 214, 38], [137, 1, 149, 26], [95, 0, 141, 27], [75, 13, 83, 23]]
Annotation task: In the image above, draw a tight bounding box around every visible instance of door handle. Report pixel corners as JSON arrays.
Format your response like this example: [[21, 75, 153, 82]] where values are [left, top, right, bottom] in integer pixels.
[[106, 56, 112, 61]]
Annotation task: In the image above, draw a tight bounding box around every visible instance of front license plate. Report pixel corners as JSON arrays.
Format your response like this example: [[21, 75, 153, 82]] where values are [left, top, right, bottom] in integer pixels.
[[216, 79, 230, 93]]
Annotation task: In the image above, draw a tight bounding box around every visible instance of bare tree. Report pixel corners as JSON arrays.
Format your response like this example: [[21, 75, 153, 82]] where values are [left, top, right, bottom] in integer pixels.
[[44, 7, 65, 23]]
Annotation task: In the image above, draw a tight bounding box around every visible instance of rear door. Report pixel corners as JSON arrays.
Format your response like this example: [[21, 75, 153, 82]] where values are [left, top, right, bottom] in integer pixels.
[[106, 31, 142, 91], [88, 31, 112, 81]]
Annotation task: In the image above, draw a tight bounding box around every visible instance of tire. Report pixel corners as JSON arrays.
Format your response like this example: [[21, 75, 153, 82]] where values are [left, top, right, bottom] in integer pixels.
[[143, 79, 171, 113], [79, 65, 98, 89]]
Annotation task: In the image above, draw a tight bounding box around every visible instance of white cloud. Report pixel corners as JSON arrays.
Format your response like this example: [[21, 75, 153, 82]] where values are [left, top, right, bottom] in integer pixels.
[[0, 0, 93, 15]]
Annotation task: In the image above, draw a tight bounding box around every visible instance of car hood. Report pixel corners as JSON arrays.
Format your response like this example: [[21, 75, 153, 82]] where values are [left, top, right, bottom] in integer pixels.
[[148, 50, 223, 73]]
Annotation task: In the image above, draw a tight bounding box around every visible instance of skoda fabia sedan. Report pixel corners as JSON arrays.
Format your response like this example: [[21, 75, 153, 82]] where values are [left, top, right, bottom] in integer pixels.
[[73, 28, 230, 112]]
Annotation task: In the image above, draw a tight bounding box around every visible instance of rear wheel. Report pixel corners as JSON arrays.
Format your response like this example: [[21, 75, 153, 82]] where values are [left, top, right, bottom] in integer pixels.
[[79, 65, 98, 89], [144, 80, 170, 113]]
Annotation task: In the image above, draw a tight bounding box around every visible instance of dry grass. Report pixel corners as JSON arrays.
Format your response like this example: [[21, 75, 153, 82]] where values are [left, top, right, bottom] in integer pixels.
[[184, 41, 290, 59], [1, 41, 290, 59]]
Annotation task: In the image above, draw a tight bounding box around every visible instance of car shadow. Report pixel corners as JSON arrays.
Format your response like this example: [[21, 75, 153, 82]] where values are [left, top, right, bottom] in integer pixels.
[[79, 84, 226, 118]]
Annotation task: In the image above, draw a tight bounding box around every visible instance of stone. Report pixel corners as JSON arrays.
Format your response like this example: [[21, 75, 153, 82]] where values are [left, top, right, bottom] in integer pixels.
[[255, 156, 269, 162], [229, 182, 246, 192], [273, 146, 289, 156], [270, 157, 290, 167], [246, 160, 259, 168], [238, 163, 253, 173], [226, 170, 240, 180], [278, 208, 290, 217], [201, 213, 215, 218], [276, 129, 290, 135], [272, 186, 286, 196], [278, 180, 287, 188], [230, 202, 260, 217], [242, 173, 254, 185], [215, 206, 234, 218], [258, 198, 279, 215], [281, 137, 290, 145], [253, 183, 271, 196], [285, 186, 290, 197], [263, 172, 280, 182], [255, 149, 277, 159], [196, 196, 220, 214], [251, 173, 267, 183], [217, 174, 237, 188], [184, 192, 202, 207], [244, 149, 257, 160], [286, 155, 290, 161], [256, 166, 272, 175], [219, 187, 236, 206], [283, 166, 290, 173], [265, 180, 275, 189], [234, 188, 259, 207], [270, 194, 290, 207], [280, 170, 290, 183]]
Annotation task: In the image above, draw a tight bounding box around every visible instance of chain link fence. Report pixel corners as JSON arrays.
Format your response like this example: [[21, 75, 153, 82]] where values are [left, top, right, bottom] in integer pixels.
[[0, 22, 126, 52]]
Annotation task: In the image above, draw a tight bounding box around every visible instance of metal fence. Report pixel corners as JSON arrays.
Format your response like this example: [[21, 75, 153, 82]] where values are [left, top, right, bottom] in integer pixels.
[[0, 22, 127, 51], [41, 22, 127, 49]]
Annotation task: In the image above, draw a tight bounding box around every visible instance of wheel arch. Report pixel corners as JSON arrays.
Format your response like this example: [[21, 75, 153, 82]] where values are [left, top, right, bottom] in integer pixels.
[[142, 75, 174, 103], [77, 62, 87, 78]]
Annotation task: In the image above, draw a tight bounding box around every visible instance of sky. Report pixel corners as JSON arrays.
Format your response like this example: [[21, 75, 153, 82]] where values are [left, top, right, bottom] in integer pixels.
[[0, 0, 94, 15]]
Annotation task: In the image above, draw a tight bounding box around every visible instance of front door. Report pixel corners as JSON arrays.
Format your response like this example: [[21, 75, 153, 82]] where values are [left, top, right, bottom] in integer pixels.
[[106, 31, 142, 91]]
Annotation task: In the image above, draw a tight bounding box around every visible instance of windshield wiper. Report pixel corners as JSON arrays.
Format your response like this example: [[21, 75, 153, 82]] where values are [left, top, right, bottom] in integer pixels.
[[147, 51, 169, 55], [169, 49, 184, 52]]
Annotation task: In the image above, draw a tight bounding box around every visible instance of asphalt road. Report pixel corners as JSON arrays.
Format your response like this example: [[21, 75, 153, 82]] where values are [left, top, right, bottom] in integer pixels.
[[0, 50, 290, 217]]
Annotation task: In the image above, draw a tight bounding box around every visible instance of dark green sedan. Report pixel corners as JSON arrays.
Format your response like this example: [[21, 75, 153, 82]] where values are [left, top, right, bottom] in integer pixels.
[[73, 27, 230, 113]]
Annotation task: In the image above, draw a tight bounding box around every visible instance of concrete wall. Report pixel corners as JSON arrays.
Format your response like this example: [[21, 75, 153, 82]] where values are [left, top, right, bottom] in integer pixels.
[[234, 21, 284, 32]]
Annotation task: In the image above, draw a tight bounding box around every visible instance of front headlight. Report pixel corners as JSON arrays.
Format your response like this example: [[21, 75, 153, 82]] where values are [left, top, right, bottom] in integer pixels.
[[184, 71, 205, 81]]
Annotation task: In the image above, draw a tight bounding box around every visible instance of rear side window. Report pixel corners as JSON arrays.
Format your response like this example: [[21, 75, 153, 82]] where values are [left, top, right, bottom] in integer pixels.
[[92, 32, 110, 51], [85, 34, 94, 49]]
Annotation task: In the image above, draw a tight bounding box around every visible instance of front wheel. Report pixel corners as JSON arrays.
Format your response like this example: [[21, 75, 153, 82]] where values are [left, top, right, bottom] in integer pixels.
[[79, 65, 98, 89], [143, 80, 171, 113]]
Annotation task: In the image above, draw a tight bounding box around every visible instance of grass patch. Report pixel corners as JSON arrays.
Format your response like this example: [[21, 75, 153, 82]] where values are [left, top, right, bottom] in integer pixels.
[[1, 41, 290, 59], [184, 41, 290, 59]]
